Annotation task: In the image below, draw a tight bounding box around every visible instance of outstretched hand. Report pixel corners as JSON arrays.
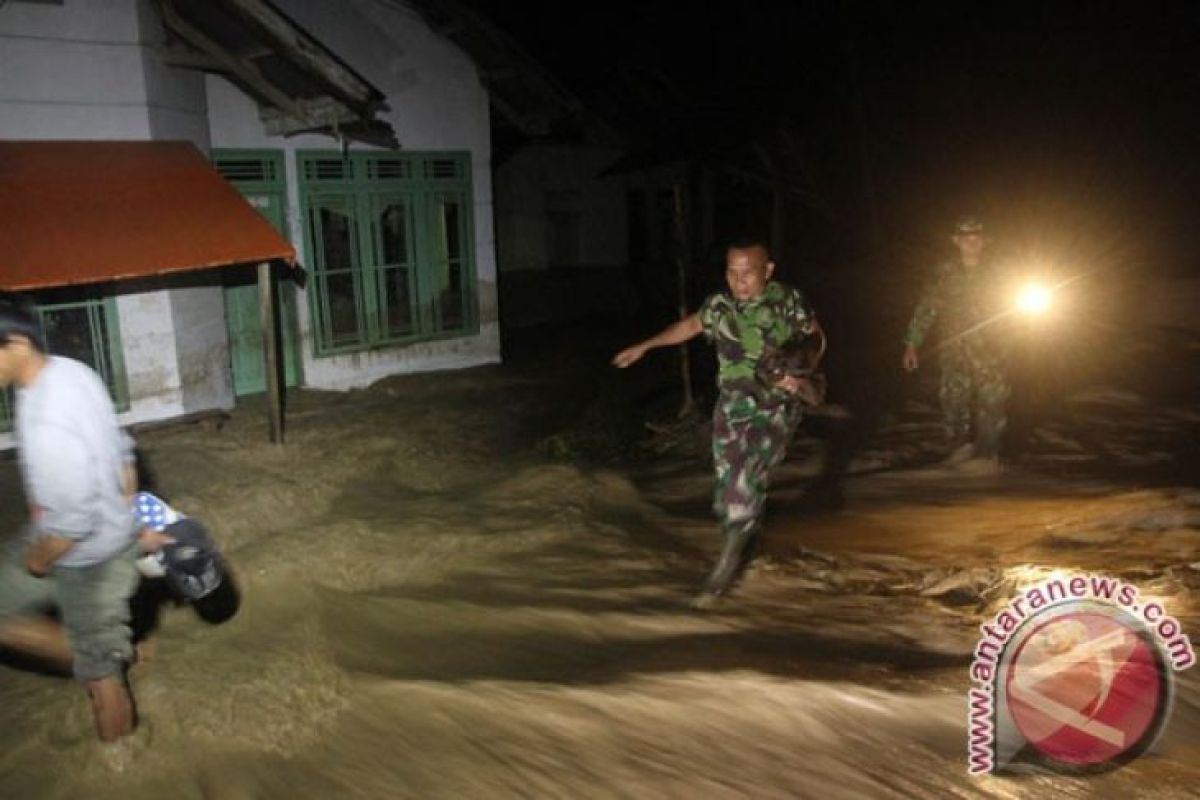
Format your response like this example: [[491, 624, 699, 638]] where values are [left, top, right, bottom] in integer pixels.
[[612, 345, 646, 369]]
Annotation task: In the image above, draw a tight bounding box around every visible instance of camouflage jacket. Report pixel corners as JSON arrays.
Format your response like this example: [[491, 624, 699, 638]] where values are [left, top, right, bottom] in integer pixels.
[[698, 281, 820, 405], [903, 259, 1007, 353]]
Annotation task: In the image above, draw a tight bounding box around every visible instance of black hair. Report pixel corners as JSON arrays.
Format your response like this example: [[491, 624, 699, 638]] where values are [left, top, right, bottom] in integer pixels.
[[0, 294, 46, 352], [726, 234, 772, 256]]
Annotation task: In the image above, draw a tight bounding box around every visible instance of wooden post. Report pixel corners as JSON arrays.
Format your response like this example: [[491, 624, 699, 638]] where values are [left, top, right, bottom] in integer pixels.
[[672, 183, 696, 418], [257, 260, 284, 444]]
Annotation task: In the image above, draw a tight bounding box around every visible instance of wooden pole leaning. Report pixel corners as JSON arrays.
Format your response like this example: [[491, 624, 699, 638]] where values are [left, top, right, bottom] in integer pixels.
[[257, 260, 284, 444]]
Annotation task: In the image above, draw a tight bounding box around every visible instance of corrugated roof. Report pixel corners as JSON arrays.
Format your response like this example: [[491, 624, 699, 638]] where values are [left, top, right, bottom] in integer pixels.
[[0, 140, 296, 292]]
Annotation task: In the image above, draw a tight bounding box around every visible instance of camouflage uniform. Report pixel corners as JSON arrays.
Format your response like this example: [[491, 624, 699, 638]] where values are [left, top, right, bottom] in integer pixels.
[[904, 258, 1010, 456], [697, 281, 819, 595]]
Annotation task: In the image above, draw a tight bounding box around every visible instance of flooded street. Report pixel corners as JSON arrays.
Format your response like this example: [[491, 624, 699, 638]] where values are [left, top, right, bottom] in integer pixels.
[[2, 0, 1196, 795], [2, 348, 1199, 799]]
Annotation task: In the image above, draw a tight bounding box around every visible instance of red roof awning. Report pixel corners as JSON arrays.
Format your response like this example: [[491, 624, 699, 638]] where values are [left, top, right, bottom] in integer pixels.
[[0, 140, 296, 292]]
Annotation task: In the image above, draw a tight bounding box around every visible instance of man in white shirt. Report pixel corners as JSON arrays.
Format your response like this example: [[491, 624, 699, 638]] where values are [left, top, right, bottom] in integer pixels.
[[0, 296, 140, 742]]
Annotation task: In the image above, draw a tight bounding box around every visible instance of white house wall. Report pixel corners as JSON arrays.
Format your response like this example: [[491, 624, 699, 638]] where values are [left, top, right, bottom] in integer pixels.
[[115, 289, 185, 420], [133, 4, 229, 424], [0, 0, 232, 443], [0, 0, 152, 139], [207, 0, 500, 391], [137, 0, 211, 145], [169, 286, 235, 414]]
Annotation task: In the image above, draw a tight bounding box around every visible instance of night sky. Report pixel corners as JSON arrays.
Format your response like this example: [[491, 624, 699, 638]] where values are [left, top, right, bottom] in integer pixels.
[[465, 1, 1199, 276]]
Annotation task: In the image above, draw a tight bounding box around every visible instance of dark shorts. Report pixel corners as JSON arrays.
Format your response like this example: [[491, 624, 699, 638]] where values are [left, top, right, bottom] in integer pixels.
[[0, 538, 138, 681]]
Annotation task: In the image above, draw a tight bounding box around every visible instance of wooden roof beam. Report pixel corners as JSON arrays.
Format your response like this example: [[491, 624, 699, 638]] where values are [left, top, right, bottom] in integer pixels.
[[222, 0, 378, 111], [158, 0, 319, 128]]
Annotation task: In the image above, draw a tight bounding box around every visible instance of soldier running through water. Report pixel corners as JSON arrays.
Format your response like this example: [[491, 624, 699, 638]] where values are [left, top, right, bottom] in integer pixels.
[[902, 216, 1011, 469], [613, 238, 826, 608]]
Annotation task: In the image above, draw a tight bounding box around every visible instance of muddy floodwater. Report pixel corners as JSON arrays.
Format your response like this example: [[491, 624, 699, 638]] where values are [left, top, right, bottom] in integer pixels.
[[2, 350, 1199, 799]]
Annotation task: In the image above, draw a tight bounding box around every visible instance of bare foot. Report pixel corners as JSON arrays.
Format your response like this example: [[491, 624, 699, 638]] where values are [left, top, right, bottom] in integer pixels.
[[86, 674, 135, 742]]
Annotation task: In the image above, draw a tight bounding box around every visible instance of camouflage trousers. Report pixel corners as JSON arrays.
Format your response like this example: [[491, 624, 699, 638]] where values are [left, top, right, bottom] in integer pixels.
[[712, 391, 803, 546], [939, 345, 1010, 455]]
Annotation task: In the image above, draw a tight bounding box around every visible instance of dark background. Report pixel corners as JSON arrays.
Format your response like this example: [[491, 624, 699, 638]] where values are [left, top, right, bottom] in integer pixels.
[[472, 0, 1199, 273], [474, 1, 1200, 456]]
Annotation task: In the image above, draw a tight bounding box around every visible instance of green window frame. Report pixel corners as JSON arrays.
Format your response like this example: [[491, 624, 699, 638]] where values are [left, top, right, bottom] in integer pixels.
[[0, 296, 128, 432], [212, 149, 284, 189], [212, 148, 305, 395], [298, 151, 478, 356]]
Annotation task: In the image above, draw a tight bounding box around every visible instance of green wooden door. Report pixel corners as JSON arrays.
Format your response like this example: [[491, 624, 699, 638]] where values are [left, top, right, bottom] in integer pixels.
[[215, 151, 302, 396]]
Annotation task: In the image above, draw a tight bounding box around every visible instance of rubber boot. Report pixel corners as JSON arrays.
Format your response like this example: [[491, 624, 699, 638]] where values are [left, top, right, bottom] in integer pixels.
[[973, 415, 1006, 461], [692, 525, 757, 609]]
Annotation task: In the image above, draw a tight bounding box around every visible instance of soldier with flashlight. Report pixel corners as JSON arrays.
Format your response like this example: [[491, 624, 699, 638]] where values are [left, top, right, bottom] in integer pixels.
[[902, 217, 1010, 469]]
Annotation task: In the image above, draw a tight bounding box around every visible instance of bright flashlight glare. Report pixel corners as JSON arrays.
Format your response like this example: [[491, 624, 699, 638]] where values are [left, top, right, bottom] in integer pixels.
[[1016, 283, 1052, 315]]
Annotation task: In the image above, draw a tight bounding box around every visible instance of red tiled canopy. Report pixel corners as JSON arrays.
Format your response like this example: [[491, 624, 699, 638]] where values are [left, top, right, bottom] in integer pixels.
[[0, 140, 295, 291]]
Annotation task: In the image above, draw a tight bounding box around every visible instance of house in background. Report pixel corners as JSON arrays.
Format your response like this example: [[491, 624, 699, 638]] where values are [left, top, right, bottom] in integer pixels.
[[404, 2, 826, 330], [0, 0, 499, 442]]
